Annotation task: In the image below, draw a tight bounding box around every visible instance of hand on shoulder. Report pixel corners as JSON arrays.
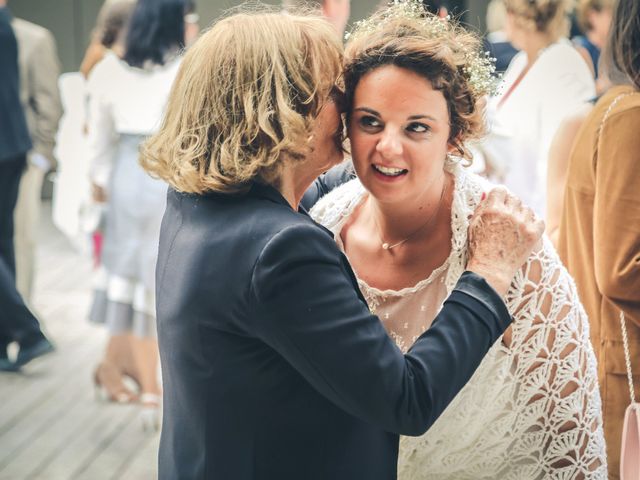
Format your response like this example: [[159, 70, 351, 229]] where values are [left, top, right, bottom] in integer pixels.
[[466, 187, 544, 296]]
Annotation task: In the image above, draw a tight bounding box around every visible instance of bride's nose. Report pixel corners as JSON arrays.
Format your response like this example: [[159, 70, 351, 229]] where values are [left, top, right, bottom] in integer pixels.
[[375, 128, 403, 158]]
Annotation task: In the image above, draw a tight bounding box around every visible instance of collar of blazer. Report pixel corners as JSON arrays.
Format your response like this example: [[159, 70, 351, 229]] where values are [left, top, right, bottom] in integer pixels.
[[248, 181, 313, 217]]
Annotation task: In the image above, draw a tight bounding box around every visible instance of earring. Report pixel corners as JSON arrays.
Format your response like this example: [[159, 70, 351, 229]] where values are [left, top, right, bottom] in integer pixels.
[[445, 153, 456, 166]]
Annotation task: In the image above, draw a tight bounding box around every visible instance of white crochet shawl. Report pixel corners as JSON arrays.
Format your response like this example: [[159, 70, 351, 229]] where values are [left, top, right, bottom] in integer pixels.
[[311, 163, 607, 479]]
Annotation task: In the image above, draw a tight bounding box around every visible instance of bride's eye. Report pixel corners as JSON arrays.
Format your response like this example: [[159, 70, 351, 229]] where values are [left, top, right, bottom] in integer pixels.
[[359, 115, 382, 129], [407, 122, 430, 134]]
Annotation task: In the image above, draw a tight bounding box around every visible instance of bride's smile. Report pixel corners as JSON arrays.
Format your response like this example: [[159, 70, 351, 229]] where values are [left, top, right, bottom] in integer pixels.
[[349, 64, 453, 207]]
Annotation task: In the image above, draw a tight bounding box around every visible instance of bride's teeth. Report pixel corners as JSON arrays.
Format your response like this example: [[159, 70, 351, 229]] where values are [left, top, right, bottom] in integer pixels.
[[374, 165, 406, 176]]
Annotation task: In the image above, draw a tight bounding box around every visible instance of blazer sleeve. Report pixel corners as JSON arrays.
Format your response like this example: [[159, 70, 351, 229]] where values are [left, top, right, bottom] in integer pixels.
[[26, 28, 62, 165], [300, 160, 356, 210], [594, 106, 640, 326], [250, 223, 511, 436]]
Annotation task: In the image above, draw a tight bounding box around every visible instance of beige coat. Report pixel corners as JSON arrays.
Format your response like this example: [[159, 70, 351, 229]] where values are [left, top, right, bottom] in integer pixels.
[[11, 17, 62, 168], [559, 85, 640, 479]]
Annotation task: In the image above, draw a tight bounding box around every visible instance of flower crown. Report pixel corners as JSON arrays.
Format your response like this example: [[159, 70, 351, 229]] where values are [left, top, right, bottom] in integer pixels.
[[345, 0, 499, 97]]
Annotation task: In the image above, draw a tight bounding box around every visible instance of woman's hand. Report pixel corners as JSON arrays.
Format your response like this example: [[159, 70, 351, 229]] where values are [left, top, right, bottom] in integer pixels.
[[466, 187, 544, 296]]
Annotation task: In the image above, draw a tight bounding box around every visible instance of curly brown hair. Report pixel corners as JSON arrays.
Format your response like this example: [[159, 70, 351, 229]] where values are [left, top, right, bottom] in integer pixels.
[[343, 12, 487, 160]]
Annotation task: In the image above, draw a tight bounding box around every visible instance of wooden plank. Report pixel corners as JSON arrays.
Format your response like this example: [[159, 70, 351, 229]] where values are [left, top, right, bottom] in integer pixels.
[[0, 325, 105, 434], [0, 388, 120, 478], [0, 203, 161, 479], [29, 404, 140, 479], [114, 432, 159, 480], [73, 407, 159, 480], [0, 340, 103, 470]]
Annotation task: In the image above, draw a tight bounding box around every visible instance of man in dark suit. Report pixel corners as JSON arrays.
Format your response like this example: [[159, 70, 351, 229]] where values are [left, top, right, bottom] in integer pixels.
[[0, 3, 54, 372]]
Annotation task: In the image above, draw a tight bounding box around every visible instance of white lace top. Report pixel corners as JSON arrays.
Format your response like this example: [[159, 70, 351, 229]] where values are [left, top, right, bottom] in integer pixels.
[[311, 163, 607, 479]]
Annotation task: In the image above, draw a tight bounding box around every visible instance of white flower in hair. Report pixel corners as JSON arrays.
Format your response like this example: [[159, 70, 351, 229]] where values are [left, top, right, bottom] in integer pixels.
[[345, 0, 499, 97]]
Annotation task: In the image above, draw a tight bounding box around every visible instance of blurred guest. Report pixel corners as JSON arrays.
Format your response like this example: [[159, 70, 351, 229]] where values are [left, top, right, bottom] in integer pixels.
[[53, 0, 139, 395], [87, 0, 198, 430], [558, 0, 640, 476], [484, 0, 519, 73], [575, 0, 614, 93], [7, 2, 63, 304], [545, 42, 626, 246], [545, 104, 594, 247], [421, 0, 447, 17], [80, 0, 137, 78], [0, 0, 54, 372], [53, 0, 136, 248], [480, 0, 595, 218], [571, 15, 598, 79], [576, 0, 613, 50], [283, 0, 350, 37]]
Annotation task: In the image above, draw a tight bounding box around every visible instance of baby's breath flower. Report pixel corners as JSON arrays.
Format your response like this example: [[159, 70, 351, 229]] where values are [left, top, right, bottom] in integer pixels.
[[345, 0, 498, 97]]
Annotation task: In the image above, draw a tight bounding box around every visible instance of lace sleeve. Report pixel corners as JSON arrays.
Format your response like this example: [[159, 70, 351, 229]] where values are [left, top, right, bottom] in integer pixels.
[[504, 238, 607, 477]]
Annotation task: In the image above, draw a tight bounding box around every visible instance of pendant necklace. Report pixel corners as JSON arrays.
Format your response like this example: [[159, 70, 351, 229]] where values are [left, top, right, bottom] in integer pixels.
[[376, 178, 448, 251]]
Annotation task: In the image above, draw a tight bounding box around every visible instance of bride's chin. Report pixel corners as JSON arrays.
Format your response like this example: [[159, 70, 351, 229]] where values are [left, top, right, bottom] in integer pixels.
[[365, 185, 406, 206]]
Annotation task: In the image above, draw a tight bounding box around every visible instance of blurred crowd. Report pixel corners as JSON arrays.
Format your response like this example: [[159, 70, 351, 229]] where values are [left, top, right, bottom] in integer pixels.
[[0, 0, 638, 478]]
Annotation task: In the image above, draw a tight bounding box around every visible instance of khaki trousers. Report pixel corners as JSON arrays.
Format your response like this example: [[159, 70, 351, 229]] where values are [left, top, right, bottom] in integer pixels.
[[13, 160, 45, 304]]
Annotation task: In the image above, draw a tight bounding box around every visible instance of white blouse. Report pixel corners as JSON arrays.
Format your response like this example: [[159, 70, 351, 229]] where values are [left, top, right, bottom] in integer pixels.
[[482, 40, 595, 218], [311, 162, 607, 479], [86, 51, 180, 188]]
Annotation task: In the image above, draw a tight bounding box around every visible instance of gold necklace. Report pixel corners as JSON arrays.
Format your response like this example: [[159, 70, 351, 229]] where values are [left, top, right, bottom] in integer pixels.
[[375, 179, 448, 251]]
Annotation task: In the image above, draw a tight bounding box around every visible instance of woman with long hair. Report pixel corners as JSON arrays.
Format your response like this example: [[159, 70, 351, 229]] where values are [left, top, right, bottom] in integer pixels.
[[559, 0, 640, 476]]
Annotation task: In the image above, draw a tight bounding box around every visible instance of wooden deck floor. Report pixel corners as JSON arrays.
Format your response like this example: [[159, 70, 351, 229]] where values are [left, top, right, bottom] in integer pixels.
[[0, 204, 159, 480]]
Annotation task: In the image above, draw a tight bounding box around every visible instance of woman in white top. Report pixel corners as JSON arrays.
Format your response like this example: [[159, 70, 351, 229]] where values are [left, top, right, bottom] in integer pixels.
[[87, 0, 198, 429], [309, 3, 606, 477], [481, 0, 595, 218], [53, 0, 136, 246]]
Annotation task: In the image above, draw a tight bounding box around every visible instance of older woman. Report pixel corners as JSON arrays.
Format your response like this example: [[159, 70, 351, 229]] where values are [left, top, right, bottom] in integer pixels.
[[141, 8, 542, 480], [307, 3, 606, 478]]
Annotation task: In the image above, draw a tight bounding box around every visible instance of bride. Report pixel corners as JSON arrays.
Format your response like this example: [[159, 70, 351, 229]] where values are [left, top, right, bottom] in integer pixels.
[[309, 3, 607, 478]]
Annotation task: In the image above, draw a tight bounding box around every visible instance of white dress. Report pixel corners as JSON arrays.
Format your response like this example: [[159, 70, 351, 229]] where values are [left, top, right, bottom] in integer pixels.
[[481, 40, 595, 218], [310, 163, 607, 479], [52, 72, 91, 250]]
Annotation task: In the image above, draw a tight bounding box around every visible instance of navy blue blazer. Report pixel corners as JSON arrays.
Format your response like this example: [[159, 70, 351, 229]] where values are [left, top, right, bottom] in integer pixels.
[[156, 182, 511, 480], [0, 8, 31, 162]]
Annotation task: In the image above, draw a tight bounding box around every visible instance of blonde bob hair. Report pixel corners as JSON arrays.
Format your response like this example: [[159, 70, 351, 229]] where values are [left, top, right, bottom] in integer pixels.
[[141, 10, 343, 194]]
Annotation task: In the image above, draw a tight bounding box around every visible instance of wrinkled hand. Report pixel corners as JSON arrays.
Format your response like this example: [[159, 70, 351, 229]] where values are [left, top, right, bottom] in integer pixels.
[[467, 187, 544, 296]]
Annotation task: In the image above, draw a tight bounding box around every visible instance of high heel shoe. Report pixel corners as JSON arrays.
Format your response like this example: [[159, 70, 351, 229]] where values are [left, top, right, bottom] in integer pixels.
[[140, 393, 161, 432], [93, 363, 137, 403]]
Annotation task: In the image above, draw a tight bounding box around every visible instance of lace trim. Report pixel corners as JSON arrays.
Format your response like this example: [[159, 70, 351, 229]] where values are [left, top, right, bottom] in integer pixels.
[[312, 163, 472, 298]]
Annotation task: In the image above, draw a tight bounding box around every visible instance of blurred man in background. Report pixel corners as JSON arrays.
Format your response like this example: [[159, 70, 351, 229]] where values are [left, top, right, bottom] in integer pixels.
[[0, 0, 54, 372], [10, 1, 63, 304]]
